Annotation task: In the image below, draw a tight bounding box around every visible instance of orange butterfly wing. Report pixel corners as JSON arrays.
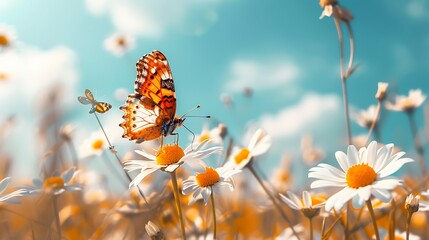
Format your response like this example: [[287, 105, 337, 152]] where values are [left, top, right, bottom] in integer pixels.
[[120, 50, 177, 142]]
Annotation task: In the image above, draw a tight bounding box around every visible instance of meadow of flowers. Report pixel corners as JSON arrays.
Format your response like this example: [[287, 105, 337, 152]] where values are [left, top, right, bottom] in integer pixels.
[[0, 0, 429, 239]]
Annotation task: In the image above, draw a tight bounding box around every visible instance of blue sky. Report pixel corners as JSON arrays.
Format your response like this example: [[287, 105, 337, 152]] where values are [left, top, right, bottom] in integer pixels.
[[0, 0, 428, 183]]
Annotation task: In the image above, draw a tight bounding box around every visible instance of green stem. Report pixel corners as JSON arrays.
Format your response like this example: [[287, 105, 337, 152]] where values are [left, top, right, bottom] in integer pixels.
[[170, 171, 186, 240], [52, 195, 61, 240], [406, 211, 413, 240], [247, 163, 300, 240], [365, 101, 382, 145], [366, 200, 379, 240], [407, 111, 427, 175], [93, 112, 148, 204], [210, 187, 217, 239]]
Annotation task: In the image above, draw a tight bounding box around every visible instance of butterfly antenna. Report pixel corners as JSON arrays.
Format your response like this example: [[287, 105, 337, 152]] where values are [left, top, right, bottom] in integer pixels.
[[180, 104, 210, 118], [182, 124, 196, 151]]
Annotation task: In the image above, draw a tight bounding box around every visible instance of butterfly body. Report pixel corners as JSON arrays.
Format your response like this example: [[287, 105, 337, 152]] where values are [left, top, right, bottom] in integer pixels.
[[78, 89, 112, 114], [120, 50, 185, 143]]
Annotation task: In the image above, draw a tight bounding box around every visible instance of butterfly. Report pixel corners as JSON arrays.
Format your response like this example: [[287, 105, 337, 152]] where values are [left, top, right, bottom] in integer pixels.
[[78, 89, 112, 114], [119, 50, 185, 144]]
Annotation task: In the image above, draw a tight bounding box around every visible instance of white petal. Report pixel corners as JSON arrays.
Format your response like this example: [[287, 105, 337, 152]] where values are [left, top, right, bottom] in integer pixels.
[[374, 144, 392, 173], [280, 194, 300, 210], [165, 164, 180, 172], [378, 158, 413, 178], [287, 191, 303, 208], [371, 188, 391, 202], [371, 177, 402, 190], [335, 151, 349, 173], [248, 129, 263, 150], [135, 150, 156, 160], [302, 191, 312, 208], [61, 168, 76, 184], [310, 180, 347, 189], [200, 188, 211, 205], [365, 141, 377, 166], [251, 135, 272, 156], [347, 145, 359, 165], [0, 177, 11, 194]]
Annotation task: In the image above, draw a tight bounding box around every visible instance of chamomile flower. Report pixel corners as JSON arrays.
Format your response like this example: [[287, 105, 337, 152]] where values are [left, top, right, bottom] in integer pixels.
[[104, 33, 135, 57], [21, 168, 81, 196], [0, 177, 26, 203], [228, 128, 272, 170], [78, 131, 109, 159], [280, 191, 325, 218], [309, 141, 414, 212], [386, 89, 426, 112], [319, 0, 353, 22], [195, 124, 225, 144], [124, 141, 222, 189], [352, 105, 377, 128], [0, 24, 16, 50], [182, 165, 241, 205]]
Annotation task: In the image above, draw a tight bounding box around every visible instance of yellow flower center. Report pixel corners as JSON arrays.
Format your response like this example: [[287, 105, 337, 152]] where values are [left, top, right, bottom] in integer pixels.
[[156, 144, 185, 165], [196, 167, 220, 187], [43, 176, 65, 191], [234, 148, 250, 165], [399, 98, 416, 111], [0, 35, 9, 46], [0, 73, 8, 81], [116, 38, 125, 46], [91, 139, 104, 150], [346, 163, 377, 189], [198, 133, 211, 143], [319, 0, 337, 7]]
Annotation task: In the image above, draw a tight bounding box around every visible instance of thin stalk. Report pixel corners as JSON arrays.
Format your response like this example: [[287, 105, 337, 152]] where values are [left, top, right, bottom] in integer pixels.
[[321, 216, 327, 237], [334, 18, 352, 146], [407, 111, 427, 175], [93, 112, 148, 203], [247, 163, 300, 240], [309, 217, 314, 240], [66, 140, 79, 169], [365, 101, 382, 145], [405, 212, 413, 240], [210, 187, 217, 239], [366, 200, 379, 240], [52, 195, 61, 240], [101, 151, 128, 187], [334, 16, 353, 240], [388, 199, 396, 240], [345, 22, 355, 73], [170, 171, 186, 240]]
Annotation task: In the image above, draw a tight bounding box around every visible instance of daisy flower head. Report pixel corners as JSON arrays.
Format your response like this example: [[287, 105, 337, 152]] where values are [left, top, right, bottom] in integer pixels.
[[386, 89, 426, 112], [21, 168, 81, 196], [0, 24, 16, 50], [104, 33, 135, 57], [195, 124, 226, 145], [319, 0, 353, 22], [280, 191, 326, 218], [376, 82, 389, 101], [78, 131, 109, 159], [228, 128, 272, 170], [0, 177, 26, 203], [124, 141, 223, 189], [352, 105, 377, 128], [309, 141, 414, 212], [182, 165, 241, 205]]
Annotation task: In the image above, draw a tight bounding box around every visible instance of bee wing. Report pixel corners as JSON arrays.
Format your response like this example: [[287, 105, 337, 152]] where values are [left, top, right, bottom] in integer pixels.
[[78, 96, 92, 105], [85, 89, 95, 102]]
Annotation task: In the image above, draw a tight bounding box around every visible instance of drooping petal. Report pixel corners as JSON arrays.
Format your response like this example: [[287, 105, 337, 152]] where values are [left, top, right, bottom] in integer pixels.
[[0, 177, 11, 194], [302, 191, 312, 208], [280, 194, 300, 210]]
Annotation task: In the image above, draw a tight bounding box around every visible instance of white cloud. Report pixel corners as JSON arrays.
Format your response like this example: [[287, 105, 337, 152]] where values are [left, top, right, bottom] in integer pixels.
[[0, 45, 79, 178], [225, 59, 299, 92], [85, 0, 222, 37], [407, 0, 429, 19], [258, 93, 341, 138]]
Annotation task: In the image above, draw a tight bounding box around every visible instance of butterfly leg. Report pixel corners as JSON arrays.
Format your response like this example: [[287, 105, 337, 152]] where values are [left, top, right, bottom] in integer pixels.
[[170, 132, 180, 146], [182, 124, 196, 151]]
